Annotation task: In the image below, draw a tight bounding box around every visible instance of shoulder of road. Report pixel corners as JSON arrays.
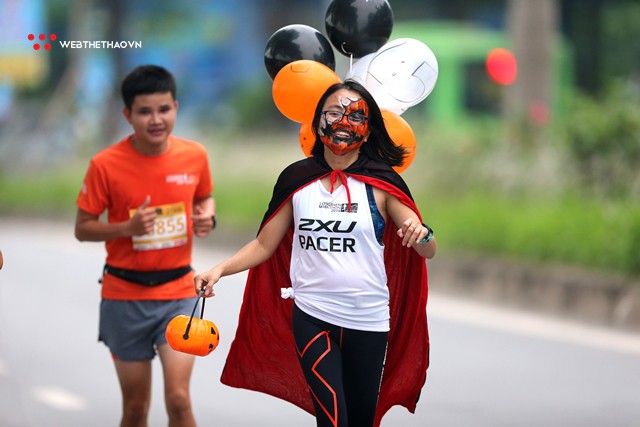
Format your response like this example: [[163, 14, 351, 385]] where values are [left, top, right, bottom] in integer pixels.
[[5, 216, 635, 332], [427, 252, 640, 332], [204, 228, 640, 332]]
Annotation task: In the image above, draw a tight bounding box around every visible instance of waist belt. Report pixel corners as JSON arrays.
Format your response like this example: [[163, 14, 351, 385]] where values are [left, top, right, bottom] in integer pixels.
[[103, 264, 192, 286]]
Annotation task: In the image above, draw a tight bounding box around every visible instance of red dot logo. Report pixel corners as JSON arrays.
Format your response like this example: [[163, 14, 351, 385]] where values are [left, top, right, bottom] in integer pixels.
[[28, 33, 57, 51]]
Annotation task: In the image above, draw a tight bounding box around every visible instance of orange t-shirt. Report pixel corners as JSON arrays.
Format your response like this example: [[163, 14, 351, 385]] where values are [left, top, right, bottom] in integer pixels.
[[77, 135, 213, 300]]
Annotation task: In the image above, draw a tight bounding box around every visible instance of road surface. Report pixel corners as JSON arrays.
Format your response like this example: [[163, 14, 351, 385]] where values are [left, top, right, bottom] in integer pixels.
[[1, 218, 639, 426]]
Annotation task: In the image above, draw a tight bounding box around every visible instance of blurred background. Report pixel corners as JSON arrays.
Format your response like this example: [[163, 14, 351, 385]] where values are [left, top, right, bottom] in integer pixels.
[[1, 0, 640, 323]]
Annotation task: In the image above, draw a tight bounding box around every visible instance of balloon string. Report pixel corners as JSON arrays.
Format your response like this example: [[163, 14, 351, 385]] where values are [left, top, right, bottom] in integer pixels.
[[183, 287, 206, 340]]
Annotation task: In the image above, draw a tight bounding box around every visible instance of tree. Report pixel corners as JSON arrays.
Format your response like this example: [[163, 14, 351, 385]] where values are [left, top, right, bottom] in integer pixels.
[[101, 0, 126, 146], [505, 0, 557, 144]]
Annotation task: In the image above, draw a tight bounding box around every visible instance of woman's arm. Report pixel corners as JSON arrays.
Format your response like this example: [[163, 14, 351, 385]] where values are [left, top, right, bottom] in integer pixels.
[[195, 200, 293, 297], [385, 192, 436, 259]]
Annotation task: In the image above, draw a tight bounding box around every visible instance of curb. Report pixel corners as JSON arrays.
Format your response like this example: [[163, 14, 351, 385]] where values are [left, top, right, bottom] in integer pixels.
[[202, 230, 640, 331], [428, 253, 640, 331]]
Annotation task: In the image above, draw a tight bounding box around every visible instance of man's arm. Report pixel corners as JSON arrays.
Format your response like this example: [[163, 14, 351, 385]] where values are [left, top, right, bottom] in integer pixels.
[[192, 195, 216, 237], [74, 196, 156, 242]]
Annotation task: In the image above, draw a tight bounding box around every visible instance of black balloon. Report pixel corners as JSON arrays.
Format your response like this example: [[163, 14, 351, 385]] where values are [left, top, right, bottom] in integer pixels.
[[325, 0, 394, 58], [264, 24, 336, 80]]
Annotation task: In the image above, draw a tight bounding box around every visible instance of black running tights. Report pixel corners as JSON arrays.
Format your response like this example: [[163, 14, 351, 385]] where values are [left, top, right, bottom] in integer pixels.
[[292, 304, 388, 427]]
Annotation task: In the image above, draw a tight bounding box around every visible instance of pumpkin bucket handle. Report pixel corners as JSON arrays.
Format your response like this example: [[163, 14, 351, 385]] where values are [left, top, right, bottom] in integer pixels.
[[183, 287, 207, 340]]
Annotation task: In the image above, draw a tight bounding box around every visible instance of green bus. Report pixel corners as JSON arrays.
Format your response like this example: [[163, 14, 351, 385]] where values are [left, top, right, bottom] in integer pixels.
[[391, 21, 573, 124]]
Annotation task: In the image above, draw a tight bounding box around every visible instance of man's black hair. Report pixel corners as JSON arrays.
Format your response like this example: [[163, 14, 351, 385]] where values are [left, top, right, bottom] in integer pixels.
[[121, 65, 176, 110]]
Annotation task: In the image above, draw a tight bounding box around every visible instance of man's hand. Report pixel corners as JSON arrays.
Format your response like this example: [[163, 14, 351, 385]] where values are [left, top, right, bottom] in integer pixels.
[[192, 204, 215, 237], [127, 195, 156, 236]]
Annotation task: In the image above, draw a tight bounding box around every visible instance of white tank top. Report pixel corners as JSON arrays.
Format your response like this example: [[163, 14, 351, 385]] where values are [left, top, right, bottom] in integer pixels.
[[290, 176, 389, 331]]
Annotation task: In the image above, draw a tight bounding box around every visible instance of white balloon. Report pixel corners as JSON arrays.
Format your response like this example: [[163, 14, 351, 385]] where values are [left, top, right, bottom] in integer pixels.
[[345, 53, 375, 85], [364, 38, 439, 115]]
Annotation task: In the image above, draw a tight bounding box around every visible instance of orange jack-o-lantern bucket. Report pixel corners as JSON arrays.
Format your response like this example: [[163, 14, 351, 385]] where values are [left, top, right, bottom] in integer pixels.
[[166, 289, 220, 356]]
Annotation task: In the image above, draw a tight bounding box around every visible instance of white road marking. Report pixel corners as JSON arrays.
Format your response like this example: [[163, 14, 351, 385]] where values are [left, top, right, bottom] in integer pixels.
[[32, 386, 87, 411], [429, 293, 640, 356]]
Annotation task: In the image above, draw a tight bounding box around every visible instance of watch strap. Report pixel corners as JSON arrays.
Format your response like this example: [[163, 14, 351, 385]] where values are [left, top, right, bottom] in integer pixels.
[[419, 223, 433, 243]]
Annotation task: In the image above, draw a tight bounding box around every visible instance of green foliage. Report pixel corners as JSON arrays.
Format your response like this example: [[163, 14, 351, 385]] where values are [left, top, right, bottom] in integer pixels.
[[2, 116, 640, 278], [559, 85, 640, 199], [218, 81, 290, 131], [405, 113, 640, 277], [213, 178, 272, 229], [0, 173, 79, 218], [603, 3, 640, 80], [427, 193, 640, 276]]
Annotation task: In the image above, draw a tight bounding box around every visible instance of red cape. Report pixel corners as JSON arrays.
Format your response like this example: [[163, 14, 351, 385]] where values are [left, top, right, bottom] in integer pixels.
[[221, 156, 430, 426]]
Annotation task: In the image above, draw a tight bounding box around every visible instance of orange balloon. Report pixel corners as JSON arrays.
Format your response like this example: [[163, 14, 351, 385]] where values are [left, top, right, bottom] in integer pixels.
[[382, 110, 417, 173], [299, 122, 315, 157], [166, 315, 220, 356], [272, 60, 342, 123]]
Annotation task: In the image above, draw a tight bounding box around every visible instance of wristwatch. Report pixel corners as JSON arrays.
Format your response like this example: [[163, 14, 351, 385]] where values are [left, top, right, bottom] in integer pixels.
[[419, 223, 434, 243]]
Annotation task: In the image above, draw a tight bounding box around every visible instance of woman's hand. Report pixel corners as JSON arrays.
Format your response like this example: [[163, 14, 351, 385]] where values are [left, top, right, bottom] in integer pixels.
[[397, 218, 429, 248], [194, 267, 222, 297]]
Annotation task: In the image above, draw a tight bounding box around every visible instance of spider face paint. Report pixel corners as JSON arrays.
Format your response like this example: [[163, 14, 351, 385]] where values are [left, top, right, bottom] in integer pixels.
[[319, 95, 369, 156]]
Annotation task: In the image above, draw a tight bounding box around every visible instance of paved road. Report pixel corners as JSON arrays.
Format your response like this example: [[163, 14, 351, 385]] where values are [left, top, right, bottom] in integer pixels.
[[1, 219, 640, 426]]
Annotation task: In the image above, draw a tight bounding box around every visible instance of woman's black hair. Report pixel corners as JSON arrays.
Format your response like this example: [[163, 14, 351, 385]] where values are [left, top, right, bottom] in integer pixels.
[[310, 79, 407, 167]]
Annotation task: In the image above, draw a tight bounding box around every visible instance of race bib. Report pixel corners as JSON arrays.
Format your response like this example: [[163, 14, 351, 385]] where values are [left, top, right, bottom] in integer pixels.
[[130, 202, 188, 250]]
